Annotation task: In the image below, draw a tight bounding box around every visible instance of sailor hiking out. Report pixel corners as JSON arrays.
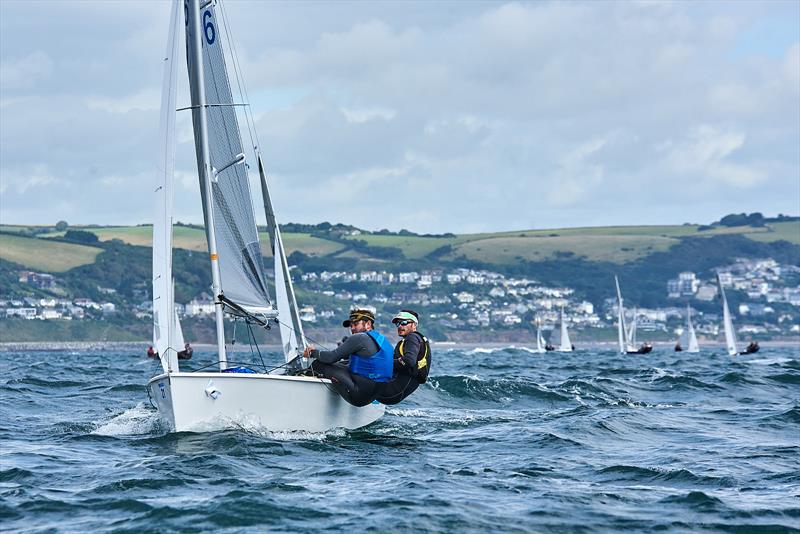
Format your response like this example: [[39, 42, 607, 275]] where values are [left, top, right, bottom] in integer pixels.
[[303, 309, 394, 407], [374, 309, 431, 405]]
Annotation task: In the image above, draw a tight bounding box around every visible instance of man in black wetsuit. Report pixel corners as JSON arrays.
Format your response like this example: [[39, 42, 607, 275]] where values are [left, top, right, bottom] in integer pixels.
[[303, 309, 394, 407], [374, 309, 431, 405]]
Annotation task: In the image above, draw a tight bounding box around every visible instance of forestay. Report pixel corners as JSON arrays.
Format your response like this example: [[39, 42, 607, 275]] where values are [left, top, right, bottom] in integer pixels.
[[185, 3, 271, 312]]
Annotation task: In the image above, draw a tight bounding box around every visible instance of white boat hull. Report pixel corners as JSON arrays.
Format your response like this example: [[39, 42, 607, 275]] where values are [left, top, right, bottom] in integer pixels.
[[148, 372, 385, 433]]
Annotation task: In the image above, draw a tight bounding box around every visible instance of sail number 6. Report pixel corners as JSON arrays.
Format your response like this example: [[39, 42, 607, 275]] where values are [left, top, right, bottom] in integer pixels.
[[203, 11, 216, 45]]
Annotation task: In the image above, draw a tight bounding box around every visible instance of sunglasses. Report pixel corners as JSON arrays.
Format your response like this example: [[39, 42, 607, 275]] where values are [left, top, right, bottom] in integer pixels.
[[394, 320, 414, 326]]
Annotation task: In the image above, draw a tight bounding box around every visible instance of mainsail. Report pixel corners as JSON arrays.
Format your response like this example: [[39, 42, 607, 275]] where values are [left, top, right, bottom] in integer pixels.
[[558, 307, 572, 351], [615, 276, 636, 353], [627, 307, 638, 349], [717, 273, 738, 356], [536, 321, 545, 353], [185, 2, 272, 312], [152, 0, 183, 374], [685, 306, 699, 353]]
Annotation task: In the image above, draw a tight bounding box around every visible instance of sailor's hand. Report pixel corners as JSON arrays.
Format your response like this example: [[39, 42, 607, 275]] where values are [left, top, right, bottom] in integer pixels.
[[303, 346, 315, 358]]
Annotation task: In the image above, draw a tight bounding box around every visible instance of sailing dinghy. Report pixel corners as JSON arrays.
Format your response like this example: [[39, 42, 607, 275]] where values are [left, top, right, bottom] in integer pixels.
[[675, 305, 700, 353], [147, 0, 383, 432], [715, 272, 763, 355], [532, 318, 546, 353], [555, 306, 573, 352], [614, 276, 652, 354]]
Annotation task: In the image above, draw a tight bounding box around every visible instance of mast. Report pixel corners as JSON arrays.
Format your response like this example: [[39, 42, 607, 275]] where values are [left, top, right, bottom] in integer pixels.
[[187, 0, 227, 369]]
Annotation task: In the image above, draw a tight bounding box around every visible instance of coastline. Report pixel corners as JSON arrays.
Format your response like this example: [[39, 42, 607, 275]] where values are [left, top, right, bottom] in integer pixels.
[[1, 339, 797, 352]]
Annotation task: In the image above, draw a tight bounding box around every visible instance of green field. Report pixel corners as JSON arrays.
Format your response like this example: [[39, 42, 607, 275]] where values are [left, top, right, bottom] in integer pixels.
[[3, 220, 797, 270], [448, 234, 678, 264], [41, 226, 346, 257], [0, 234, 103, 272], [744, 221, 800, 244]]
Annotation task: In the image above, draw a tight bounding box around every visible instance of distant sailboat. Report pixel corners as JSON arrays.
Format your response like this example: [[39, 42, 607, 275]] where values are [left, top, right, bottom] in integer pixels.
[[614, 276, 652, 354], [675, 305, 699, 353], [717, 272, 739, 356], [556, 306, 573, 352], [533, 318, 546, 353], [716, 273, 759, 356]]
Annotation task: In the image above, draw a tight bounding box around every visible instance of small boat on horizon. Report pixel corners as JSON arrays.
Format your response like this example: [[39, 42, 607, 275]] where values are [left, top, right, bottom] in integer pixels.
[[615, 276, 653, 354]]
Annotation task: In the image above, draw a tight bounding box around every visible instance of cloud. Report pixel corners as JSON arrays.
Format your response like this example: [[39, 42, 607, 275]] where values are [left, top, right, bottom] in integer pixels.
[[0, 51, 53, 90], [659, 125, 765, 188], [0, 1, 797, 232], [86, 88, 160, 114]]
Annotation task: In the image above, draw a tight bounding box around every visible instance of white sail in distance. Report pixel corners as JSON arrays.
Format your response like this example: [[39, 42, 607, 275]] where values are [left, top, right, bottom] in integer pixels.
[[628, 307, 638, 348], [686, 305, 699, 353], [152, 0, 182, 374], [717, 273, 738, 356], [615, 276, 626, 354], [558, 307, 572, 352]]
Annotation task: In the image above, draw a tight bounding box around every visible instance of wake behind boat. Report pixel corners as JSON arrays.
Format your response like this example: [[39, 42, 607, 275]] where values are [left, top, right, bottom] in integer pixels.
[[146, 0, 383, 432]]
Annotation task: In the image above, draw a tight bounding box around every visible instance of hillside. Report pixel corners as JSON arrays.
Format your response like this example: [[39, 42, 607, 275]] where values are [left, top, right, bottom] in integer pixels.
[[6, 219, 797, 266], [1, 217, 797, 343]]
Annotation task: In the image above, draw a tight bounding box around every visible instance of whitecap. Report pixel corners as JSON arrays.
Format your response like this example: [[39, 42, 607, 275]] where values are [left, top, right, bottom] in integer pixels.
[[745, 357, 792, 365], [92, 402, 160, 436]]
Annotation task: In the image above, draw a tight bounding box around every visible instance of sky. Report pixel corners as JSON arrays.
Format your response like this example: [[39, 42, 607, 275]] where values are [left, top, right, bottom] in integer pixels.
[[1, 0, 798, 234]]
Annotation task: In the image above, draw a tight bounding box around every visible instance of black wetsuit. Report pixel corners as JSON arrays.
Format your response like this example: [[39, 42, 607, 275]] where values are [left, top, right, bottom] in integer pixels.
[[374, 332, 423, 405], [310, 332, 383, 407]]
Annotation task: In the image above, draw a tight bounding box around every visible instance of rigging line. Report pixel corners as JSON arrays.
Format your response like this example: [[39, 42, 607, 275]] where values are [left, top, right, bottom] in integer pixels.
[[246, 319, 268, 371], [270, 315, 332, 352], [217, 0, 258, 152]]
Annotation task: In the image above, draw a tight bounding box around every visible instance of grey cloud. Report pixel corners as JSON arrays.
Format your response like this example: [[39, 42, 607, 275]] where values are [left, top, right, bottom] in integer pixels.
[[1, 0, 797, 232]]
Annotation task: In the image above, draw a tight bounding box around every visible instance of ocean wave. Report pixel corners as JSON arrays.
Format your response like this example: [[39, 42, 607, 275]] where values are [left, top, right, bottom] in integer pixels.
[[0, 467, 34, 483], [651, 374, 723, 390], [92, 403, 161, 437], [597, 465, 737, 487], [765, 373, 800, 385], [718, 371, 762, 384], [762, 405, 800, 425], [658, 490, 724, 509], [428, 375, 571, 403]]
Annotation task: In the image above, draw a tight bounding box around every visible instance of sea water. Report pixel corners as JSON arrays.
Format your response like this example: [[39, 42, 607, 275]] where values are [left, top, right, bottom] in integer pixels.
[[1, 345, 798, 532]]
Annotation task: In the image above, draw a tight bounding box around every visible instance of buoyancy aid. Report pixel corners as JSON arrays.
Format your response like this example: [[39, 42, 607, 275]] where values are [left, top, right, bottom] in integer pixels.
[[348, 331, 394, 382], [395, 331, 432, 384]]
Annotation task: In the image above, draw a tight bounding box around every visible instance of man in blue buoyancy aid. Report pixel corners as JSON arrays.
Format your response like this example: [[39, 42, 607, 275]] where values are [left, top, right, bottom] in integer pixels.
[[303, 309, 394, 407]]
